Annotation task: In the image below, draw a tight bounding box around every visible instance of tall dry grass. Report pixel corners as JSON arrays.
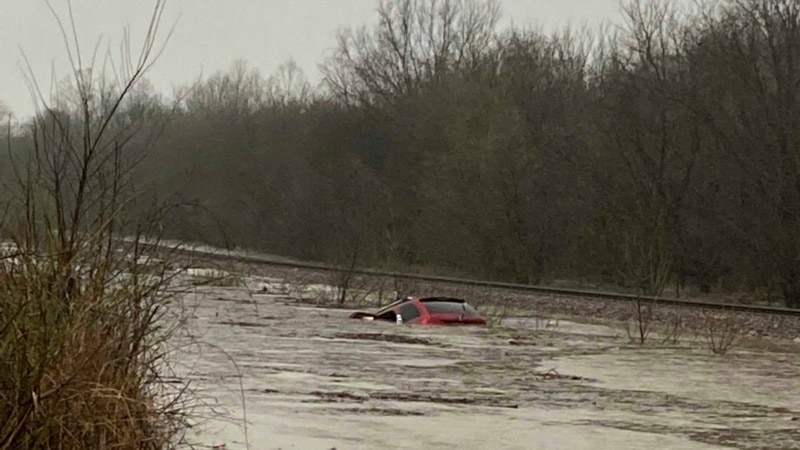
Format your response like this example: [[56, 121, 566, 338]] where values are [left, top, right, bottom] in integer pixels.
[[0, 238, 188, 449], [0, 1, 192, 447]]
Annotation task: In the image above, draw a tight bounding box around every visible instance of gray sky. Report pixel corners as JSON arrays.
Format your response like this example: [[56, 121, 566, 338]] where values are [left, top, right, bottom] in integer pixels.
[[1, 0, 632, 119]]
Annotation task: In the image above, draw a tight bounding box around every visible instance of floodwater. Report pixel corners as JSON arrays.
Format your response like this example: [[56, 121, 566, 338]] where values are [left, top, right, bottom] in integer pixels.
[[170, 274, 800, 450]]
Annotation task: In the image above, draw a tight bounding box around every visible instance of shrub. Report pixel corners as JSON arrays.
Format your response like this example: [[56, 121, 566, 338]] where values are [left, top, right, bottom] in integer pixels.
[[0, 1, 191, 447]]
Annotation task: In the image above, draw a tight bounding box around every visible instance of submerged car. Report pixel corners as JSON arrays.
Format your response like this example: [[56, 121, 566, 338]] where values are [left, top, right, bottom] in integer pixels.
[[349, 296, 487, 326]]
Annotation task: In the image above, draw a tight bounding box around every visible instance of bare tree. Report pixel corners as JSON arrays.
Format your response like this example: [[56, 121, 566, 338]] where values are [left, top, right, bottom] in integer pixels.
[[183, 59, 267, 115], [591, 0, 699, 296], [321, 0, 501, 106], [687, 0, 800, 305], [266, 59, 313, 108], [0, 101, 11, 125]]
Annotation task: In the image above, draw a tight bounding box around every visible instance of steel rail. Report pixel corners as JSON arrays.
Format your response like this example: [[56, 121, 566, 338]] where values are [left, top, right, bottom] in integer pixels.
[[159, 244, 800, 317]]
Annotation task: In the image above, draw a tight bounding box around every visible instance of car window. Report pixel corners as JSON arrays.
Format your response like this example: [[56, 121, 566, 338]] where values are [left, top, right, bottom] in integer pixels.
[[398, 302, 421, 321], [422, 300, 478, 315]]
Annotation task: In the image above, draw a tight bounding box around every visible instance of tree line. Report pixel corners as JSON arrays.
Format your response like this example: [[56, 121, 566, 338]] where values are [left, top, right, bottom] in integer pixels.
[[3, 0, 800, 307]]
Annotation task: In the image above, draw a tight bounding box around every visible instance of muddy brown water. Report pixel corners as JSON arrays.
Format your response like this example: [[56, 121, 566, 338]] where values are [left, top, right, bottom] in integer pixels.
[[170, 276, 800, 450]]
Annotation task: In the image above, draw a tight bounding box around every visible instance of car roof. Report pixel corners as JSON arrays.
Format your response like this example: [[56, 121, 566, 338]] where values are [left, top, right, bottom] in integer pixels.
[[418, 297, 466, 303], [374, 296, 469, 314]]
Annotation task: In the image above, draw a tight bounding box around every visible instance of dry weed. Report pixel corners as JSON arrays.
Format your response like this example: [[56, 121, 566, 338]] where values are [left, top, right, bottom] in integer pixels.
[[701, 310, 741, 355], [624, 298, 654, 345], [659, 307, 686, 345], [0, 1, 197, 447]]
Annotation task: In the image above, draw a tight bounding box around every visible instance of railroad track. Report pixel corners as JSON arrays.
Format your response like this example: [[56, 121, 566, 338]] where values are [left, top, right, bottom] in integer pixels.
[[157, 242, 800, 317]]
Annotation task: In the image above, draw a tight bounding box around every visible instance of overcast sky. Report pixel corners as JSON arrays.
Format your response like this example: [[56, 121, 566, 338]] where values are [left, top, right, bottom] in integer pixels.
[[1, 0, 636, 119]]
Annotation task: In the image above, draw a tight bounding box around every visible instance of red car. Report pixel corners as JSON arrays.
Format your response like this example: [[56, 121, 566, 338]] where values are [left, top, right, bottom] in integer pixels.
[[349, 296, 487, 326]]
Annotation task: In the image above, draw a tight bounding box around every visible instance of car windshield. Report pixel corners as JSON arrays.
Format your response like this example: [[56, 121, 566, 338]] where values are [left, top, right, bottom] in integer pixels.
[[422, 300, 478, 315], [375, 300, 404, 315]]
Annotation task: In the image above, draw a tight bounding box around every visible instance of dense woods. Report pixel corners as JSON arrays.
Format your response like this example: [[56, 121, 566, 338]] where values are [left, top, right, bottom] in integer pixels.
[[3, 0, 800, 307]]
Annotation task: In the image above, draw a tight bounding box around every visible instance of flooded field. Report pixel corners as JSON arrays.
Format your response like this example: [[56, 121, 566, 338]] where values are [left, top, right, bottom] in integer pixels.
[[171, 274, 800, 450]]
